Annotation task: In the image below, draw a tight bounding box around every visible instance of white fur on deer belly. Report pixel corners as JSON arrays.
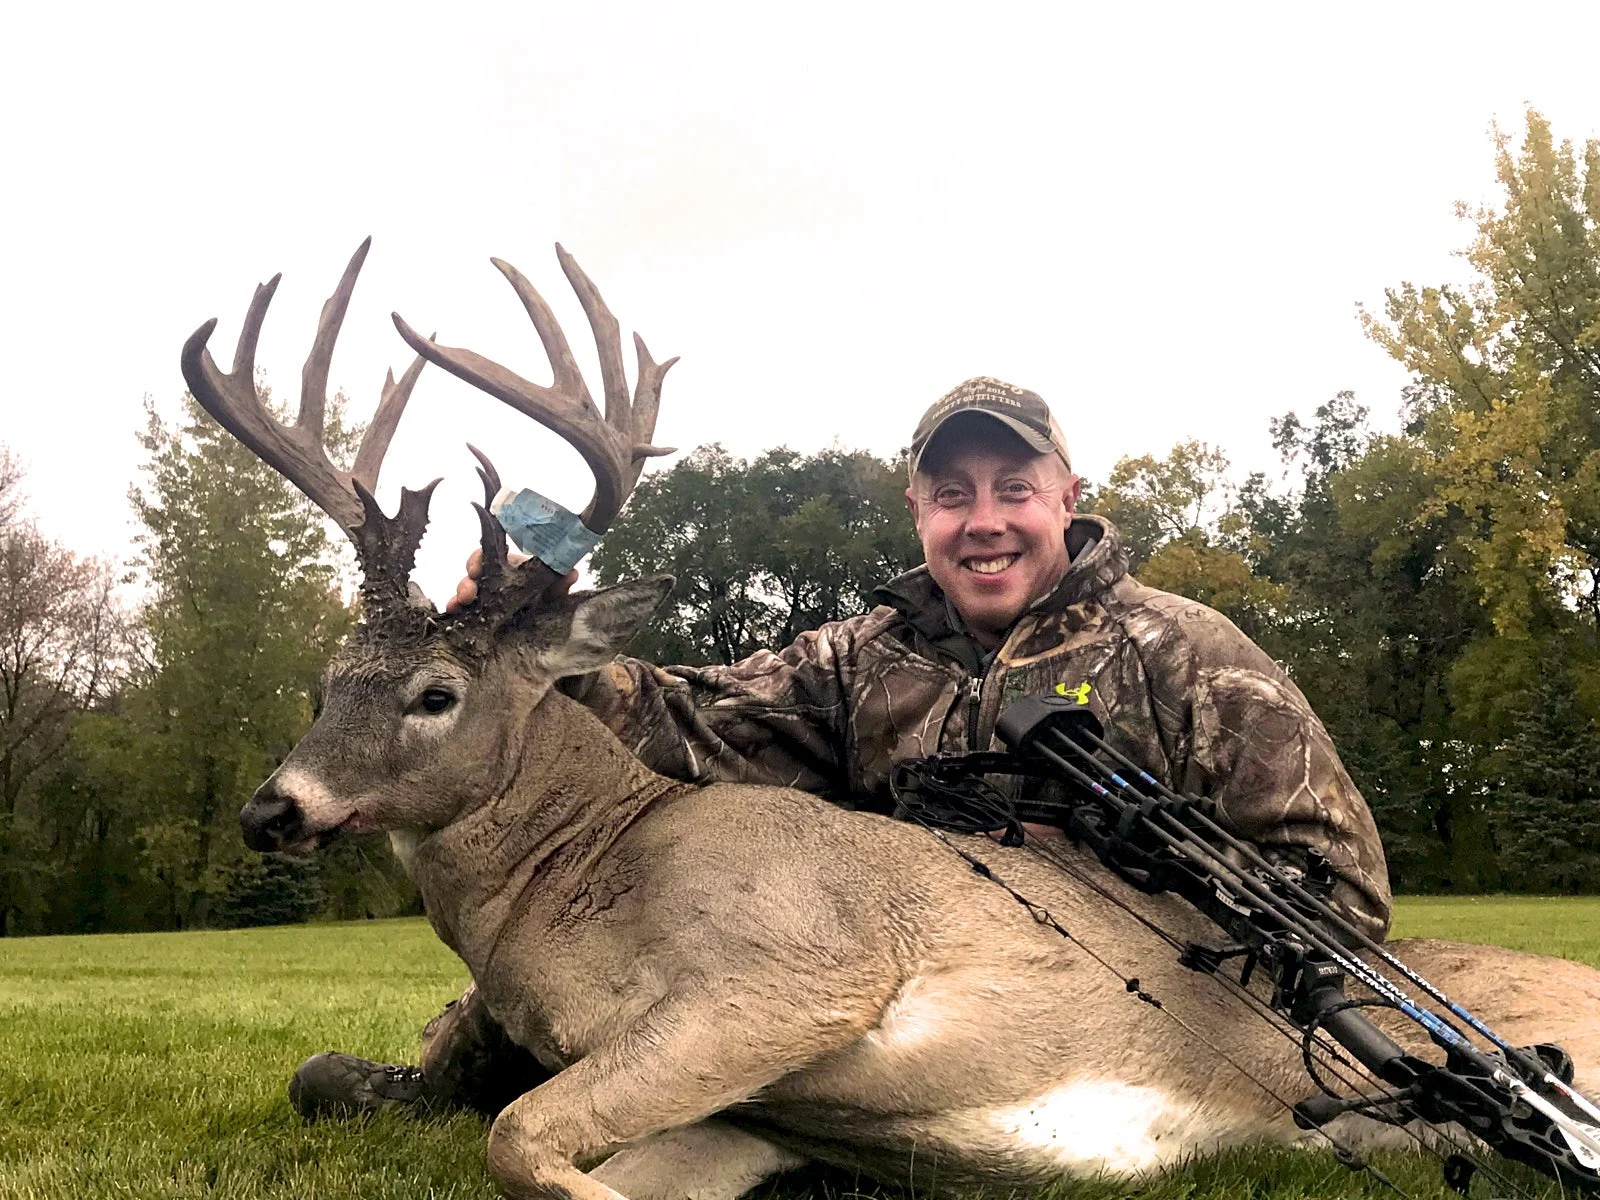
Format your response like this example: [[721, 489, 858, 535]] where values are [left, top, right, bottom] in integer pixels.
[[983, 1079, 1226, 1175]]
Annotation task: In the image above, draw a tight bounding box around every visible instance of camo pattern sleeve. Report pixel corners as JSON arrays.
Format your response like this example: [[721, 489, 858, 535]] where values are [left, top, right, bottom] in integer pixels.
[[1113, 584, 1394, 941], [560, 612, 901, 799]]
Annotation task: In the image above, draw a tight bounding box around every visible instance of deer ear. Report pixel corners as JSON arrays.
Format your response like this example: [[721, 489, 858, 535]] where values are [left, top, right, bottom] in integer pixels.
[[537, 575, 675, 678]]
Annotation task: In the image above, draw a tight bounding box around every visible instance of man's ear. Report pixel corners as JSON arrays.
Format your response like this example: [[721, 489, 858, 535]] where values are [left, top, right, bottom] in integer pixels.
[[536, 575, 675, 678]]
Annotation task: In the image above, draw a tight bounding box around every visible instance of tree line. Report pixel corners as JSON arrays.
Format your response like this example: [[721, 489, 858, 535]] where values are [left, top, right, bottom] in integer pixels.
[[2, 111, 1595, 934]]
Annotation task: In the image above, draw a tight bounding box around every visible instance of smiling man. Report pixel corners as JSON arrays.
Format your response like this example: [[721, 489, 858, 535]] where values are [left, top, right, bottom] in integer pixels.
[[292, 376, 1392, 1118]]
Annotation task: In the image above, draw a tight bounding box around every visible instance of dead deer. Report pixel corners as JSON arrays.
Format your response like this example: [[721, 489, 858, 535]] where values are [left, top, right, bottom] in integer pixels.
[[184, 242, 1600, 1200]]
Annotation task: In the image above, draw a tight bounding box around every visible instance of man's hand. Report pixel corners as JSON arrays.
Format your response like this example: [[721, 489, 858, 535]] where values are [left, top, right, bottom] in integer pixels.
[[445, 547, 579, 613]]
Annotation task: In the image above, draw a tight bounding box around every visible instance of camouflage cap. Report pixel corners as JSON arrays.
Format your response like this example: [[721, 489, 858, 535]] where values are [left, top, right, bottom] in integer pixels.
[[908, 377, 1072, 478]]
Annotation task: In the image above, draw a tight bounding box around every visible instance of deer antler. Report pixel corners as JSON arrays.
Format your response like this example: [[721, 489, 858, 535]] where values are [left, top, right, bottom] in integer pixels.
[[179, 239, 437, 609], [392, 246, 676, 624]]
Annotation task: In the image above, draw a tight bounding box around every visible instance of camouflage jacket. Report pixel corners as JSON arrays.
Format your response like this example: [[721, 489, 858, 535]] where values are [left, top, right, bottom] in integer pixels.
[[564, 514, 1392, 938]]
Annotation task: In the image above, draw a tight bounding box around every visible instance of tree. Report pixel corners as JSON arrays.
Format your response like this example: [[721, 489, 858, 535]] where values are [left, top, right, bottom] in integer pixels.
[[0, 452, 123, 933], [1090, 439, 1235, 570], [1085, 439, 1294, 651], [0, 447, 22, 529], [744, 447, 925, 648], [592, 445, 923, 665], [110, 393, 360, 928], [1234, 395, 1493, 890], [1360, 110, 1600, 889]]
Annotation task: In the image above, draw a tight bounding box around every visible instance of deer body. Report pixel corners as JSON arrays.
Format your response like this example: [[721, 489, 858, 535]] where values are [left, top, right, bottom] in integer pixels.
[[397, 689, 1600, 1199], [184, 244, 1600, 1200]]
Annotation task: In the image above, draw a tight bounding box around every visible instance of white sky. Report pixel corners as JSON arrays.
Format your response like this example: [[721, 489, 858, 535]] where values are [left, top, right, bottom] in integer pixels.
[[3, 1, 1598, 604]]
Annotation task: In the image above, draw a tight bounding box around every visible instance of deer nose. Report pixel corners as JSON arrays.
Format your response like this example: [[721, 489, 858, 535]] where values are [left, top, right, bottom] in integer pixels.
[[240, 780, 302, 852]]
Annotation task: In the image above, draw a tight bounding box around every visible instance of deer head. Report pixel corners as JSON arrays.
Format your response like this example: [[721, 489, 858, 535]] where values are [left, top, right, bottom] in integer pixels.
[[179, 240, 676, 853]]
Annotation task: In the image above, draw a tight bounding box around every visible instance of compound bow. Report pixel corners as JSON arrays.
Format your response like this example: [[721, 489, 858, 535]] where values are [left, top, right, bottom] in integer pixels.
[[890, 693, 1600, 1198]]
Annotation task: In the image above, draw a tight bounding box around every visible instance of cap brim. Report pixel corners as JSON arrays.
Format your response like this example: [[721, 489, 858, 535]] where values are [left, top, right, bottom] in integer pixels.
[[910, 410, 1057, 475]]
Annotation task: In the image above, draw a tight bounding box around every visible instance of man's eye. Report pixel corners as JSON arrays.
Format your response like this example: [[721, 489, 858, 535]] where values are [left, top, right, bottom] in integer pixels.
[[417, 688, 456, 715], [935, 488, 967, 505]]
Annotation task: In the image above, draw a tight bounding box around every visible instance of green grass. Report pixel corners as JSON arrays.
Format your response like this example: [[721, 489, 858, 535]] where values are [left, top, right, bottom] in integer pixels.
[[1, 898, 1595, 1199], [1388, 894, 1600, 966]]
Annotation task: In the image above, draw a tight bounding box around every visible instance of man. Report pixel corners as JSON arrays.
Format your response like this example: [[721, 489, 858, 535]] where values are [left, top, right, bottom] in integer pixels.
[[291, 376, 1391, 1118]]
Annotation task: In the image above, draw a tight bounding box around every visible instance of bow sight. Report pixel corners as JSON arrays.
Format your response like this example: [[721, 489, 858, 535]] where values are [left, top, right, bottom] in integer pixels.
[[890, 694, 1600, 1197]]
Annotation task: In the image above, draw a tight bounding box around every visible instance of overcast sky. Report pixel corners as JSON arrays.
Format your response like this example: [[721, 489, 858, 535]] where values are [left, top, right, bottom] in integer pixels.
[[4, 2, 1598, 603]]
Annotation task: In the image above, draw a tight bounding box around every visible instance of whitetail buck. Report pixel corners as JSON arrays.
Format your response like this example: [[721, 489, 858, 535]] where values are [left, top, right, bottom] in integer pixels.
[[184, 243, 1600, 1200]]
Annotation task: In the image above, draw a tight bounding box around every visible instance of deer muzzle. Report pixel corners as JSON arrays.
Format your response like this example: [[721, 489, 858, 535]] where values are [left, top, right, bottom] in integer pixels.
[[240, 780, 309, 853]]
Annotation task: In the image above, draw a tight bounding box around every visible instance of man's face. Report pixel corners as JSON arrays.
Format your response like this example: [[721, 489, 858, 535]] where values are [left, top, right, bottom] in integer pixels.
[[906, 416, 1079, 649]]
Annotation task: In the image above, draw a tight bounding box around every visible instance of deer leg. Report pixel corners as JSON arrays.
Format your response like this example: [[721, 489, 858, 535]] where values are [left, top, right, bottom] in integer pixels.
[[484, 995, 868, 1200], [589, 1120, 805, 1200]]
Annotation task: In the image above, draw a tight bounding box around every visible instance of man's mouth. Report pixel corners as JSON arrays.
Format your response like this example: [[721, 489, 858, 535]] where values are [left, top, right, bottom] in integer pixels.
[[963, 554, 1018, 575]]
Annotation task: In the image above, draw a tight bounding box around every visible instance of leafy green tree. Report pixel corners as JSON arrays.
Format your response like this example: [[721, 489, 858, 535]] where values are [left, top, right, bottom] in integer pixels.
[[592, 445, 923, 665], [1236, 396, 1492, 890], [1359, 110, 1600, 890], [745, 447, 925, 648], [106, 394, 362, 928], [29, 702, 142, 933], [1086, 439, 1293, 651], [1091, 439, 1235, 570], [1364, 112, 1600, 638]]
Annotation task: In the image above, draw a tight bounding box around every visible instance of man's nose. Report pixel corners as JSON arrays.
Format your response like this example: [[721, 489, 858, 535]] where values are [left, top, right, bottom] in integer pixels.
[[965, 491, 1006, 536]]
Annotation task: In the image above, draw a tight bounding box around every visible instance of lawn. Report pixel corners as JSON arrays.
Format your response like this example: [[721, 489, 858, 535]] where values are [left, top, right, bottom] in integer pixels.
[[1, 898, 1595, 1199]]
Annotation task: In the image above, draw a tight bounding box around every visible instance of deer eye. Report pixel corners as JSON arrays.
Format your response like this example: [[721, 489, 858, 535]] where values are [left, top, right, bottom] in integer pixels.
[[415, 687, 456, 715]]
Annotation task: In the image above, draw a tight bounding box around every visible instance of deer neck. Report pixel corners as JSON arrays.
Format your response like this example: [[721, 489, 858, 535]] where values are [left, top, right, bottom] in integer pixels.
[[409, 687, 679, 971]]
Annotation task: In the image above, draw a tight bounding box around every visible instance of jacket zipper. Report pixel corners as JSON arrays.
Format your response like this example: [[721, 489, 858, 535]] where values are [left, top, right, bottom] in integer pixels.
[[967, 666, 987, 753], [970, 623, 1029, 752]]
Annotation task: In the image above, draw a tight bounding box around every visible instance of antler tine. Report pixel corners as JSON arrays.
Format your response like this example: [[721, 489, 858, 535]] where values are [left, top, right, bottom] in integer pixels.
[[353, 477, 443, 587], [493, 256, 594, 406], [630, 332, 679, 471], [466, 444, 509, 588], [558, 249, 679, 491], [555, 244, 629, 429], [351, 351, 427, 494], [299, 238, 370, 443], [470, 503, 509, 595], [467, 443, 504, 507], [233, 275, 278, 378]]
